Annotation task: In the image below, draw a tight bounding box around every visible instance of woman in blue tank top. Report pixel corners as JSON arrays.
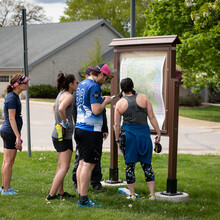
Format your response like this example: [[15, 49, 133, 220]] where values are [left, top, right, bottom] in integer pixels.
[[0, 74, 30, 195], [114, 77, 161, 201]]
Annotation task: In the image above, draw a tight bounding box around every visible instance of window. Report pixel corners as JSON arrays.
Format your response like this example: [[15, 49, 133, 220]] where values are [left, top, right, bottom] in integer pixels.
[[0, 76, 9, 82]]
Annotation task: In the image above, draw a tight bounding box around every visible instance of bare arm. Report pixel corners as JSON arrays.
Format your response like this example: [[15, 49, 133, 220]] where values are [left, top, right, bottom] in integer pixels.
[[8, 109, 22, 150], [146, 98, 161, 142], [58, 93, 73, 123], [53, 103, 55, 116], [91, 96, 112, 115], [114, 103, 121, 141]]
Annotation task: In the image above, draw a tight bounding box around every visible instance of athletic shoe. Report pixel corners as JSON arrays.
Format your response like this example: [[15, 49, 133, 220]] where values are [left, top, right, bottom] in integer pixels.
[[126, 195, 136, 201], [149, 196, 156, 201], [0, 187, 3, 192], [58, 192, 75, 198], [77, 198, 101, 207], [1, 188, 18, 195], [45, 194, 59, 201], [9, 187, 19, 192]]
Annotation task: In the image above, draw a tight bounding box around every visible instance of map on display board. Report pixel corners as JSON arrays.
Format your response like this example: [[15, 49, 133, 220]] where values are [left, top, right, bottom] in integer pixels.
[[120, 56, 166, 130]]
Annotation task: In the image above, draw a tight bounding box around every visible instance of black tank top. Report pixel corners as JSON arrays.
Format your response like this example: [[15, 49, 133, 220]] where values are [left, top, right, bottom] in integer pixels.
[[122, 94, 148, 125]]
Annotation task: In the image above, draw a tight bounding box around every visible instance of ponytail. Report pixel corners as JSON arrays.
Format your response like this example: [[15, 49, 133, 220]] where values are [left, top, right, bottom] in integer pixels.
[[56, 71, 65, 91], [56, 71, 76, 91], [5, 85, 13, 93], [5, 73, 22, 93]]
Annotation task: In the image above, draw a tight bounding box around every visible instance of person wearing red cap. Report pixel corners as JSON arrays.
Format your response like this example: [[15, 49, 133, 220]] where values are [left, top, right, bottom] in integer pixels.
[[74, 63, 113, 207], [72, 67, 108, 191], [0, 74, 30, 195]]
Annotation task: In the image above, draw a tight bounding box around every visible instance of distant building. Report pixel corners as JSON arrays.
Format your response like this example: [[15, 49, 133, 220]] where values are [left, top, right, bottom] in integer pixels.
[[0, 20, 123, 95]]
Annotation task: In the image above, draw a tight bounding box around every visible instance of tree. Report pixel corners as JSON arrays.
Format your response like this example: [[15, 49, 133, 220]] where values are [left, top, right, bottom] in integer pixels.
[[0, 0, 50, 27], [61, 0, 152, 37], [144, 0, 220, 92], [78, 37, 112, 80]]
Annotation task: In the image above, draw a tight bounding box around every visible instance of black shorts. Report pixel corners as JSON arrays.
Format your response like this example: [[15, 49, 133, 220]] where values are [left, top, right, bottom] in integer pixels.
[[52, 137, 73, 152], [74, 128, 103, 164], [0, 131, 16, 150]]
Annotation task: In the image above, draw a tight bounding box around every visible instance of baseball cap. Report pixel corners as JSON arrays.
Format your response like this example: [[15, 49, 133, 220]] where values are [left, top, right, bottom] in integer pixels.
[[85, 67, 94, 76], [88, 63, 111, 77]]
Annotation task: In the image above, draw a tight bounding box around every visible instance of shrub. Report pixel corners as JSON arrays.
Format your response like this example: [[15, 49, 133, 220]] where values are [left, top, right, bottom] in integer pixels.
[[102, 88, 110, 96], [29, 85, 58, 98], [179, 94, 202, 107]]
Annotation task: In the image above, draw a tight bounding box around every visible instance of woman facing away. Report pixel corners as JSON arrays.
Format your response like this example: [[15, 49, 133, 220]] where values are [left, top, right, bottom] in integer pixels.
[[114, 77, 161, 201], [0, 74, 30, 195], [46, 72, 78, 201]]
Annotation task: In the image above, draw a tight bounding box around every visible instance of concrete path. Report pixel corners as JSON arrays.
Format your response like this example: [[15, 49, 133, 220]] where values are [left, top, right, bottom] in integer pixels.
[[0, 99, 220, 155]]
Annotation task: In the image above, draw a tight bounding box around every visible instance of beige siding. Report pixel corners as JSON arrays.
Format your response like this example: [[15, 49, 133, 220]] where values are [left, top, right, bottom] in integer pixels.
[[30, 25, 118, 86]]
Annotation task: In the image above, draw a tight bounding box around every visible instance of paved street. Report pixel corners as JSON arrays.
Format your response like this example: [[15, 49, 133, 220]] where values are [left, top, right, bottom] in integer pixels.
[[0, 99, 220, 155]]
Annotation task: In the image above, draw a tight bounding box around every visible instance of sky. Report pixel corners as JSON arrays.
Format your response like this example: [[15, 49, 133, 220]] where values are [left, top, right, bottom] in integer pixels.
[[28, 0, 66, 23]]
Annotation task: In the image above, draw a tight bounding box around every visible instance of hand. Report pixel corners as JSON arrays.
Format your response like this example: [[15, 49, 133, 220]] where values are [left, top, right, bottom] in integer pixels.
[[15, 137, 22, 151], [61, 119, 69, 129], [155, 134, 161, 143], [103, 96, 113, 105], [103, 132, 108, 140]]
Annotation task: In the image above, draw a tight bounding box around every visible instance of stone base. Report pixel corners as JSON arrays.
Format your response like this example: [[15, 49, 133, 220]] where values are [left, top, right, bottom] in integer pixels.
[[101, 180, 127, 187], [155, 192, 189, 202]]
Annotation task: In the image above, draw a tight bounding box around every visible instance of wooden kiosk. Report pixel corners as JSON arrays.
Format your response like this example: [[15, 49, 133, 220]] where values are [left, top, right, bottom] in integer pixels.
[[108, 35, 183, 196]]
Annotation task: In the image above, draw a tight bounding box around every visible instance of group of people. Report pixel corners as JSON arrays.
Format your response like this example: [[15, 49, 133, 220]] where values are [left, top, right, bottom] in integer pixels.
[[0, 63, 161, 207]]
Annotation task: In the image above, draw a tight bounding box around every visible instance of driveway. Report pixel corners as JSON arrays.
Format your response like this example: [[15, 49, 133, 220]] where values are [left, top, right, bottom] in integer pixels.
[[0, 99, 220, 155]]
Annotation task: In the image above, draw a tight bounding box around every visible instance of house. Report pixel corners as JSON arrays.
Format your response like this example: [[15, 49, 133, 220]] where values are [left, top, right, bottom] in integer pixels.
[[0, 20, 123, 95]]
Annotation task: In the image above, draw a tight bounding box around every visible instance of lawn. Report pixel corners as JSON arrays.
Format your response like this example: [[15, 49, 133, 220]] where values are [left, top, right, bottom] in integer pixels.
[[0, 152, 219, 220], [179, 105, 220, 122]]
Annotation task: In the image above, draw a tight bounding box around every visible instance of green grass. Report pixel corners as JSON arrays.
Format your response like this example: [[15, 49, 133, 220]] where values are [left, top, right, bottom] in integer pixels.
[[0, 152, 219, 219], [33, 99, 55, 103], [179, 105, 220, 122]]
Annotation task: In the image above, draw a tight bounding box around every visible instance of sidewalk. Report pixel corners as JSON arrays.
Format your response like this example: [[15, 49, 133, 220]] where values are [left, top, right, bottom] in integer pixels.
[[0, 99, 220, 155]]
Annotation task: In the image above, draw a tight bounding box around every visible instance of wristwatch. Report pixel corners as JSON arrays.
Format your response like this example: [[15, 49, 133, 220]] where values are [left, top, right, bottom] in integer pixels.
[[115, 139, 120, 143]]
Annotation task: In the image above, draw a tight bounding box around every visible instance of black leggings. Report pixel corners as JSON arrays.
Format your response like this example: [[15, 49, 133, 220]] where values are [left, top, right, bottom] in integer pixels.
[[125, 162, 155, 184], [119, 129, 155, 184]]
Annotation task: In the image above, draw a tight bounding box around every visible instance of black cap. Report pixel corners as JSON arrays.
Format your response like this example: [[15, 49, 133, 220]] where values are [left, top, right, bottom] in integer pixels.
[[85, 66, 94, 76]]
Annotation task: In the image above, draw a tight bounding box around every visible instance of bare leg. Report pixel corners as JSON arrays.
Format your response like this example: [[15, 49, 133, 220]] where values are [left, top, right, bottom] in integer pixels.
[[76, 160, 83, 195], [49, 149, 72, 196], [128, 183, 135, 196], [2, 149, 17, 191], [147, 181, 155, 196], [79, 161, 95, 196]]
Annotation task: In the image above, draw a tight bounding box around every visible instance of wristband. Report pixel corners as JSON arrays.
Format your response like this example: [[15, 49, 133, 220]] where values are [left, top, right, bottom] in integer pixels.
[[62, 119, 69, 128]]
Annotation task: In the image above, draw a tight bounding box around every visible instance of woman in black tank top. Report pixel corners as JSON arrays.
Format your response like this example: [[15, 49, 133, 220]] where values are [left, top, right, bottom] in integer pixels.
[[114, 78, 161, 201]]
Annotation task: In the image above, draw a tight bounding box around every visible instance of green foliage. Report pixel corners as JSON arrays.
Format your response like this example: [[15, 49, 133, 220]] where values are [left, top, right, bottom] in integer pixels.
[[29, 85, 58, 98], [101, 88, 110, 96], [179, 94, 202, 106], [0, 152, 220, 219], [179, 105, 220, 122], [0, 108, 3, 119], [61, 0, 152, 37], [208, 86, 220, 103], [78, 37, 103, 79], [144, 0, 220, 92]]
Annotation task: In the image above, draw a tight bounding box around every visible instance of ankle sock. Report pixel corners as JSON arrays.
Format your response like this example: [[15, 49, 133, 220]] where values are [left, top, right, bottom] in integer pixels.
[[79, 195, 88, 204]]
